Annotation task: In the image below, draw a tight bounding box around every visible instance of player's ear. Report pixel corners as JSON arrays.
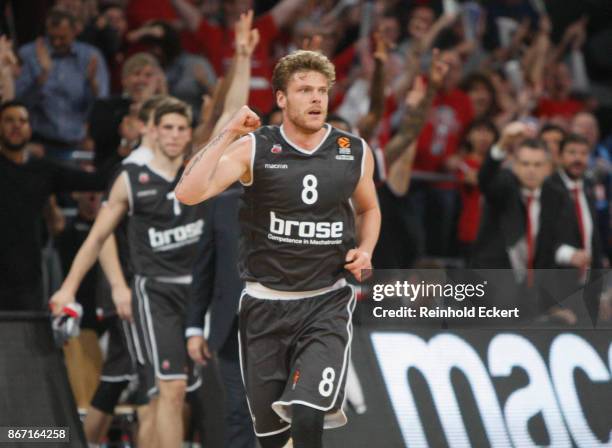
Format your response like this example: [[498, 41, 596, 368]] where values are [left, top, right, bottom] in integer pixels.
[[276, 89, 286, 109]]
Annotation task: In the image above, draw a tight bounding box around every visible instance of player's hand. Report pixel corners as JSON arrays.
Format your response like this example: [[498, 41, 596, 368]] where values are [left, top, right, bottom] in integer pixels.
[[187, 335, 212, 366], [344, 248, 372, 282], [225, 105, 261, 136], [49, 288, 75, 317], [112, 285, 132, 322], [235, 10, 260, 56], [570, 249, 591, 271]]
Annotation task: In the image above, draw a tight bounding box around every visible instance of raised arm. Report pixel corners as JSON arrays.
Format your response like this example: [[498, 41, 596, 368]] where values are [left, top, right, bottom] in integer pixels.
[[175, 106, 261, 205], [211, 10, 259, 137], [385, 49, 448, 168], [49, 173, 129, 315], [191, 11, 259, 149], [345, 146, 381, 281], [357, 32, 388, 143], [271, 0, 308, 29], [478, 122, 526, 201], [170, 0, 202, 32]]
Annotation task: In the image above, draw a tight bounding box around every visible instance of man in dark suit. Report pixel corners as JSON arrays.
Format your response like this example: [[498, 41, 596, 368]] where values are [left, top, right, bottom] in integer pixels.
[[186, 184, 255, 448], [549, 134, 605, 269], [472, 123, 590, 320], [549, 133, 606, 323]]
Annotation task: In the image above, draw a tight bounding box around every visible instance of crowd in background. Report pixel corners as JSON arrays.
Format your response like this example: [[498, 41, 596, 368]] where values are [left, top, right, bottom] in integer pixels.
[[1, 0, 612, 319], [1, 0, 612, 445]]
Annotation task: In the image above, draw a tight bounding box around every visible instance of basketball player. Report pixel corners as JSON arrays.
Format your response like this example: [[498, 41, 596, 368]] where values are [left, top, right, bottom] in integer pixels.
[[175, 50, 381, 448], [84, 95, 168, 448], [51, 98, 203, 448]]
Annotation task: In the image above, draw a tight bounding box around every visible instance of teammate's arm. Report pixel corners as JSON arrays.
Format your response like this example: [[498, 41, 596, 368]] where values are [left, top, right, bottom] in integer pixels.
[[49, 174, 130, 315], [345, 146, 381, 282], [99, 234, 132, 321], [175, 106, 261, 205]]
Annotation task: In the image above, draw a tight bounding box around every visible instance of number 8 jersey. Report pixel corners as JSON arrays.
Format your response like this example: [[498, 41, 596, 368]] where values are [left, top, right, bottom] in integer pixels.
[[239, 124, 366, 291]]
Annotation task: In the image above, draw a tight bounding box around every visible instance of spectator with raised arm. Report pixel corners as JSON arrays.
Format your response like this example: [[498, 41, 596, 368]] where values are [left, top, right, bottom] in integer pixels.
[[373, 50, 449, 269], [409, 47, 474, 257], [171, 0, 307, 114], [191, 10, 260, 150], [473, 122, 587, 272]]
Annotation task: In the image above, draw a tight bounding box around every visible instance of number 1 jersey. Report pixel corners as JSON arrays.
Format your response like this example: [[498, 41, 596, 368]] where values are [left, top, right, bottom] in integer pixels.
[[239, 124, 366, 291], [122, 164, 206, 278]]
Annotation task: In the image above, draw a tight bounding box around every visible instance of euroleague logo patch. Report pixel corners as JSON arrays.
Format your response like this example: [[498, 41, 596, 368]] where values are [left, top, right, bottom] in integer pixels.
[[336, 137, 354, 160], [271, 144, 282, 154], [139, 172, 150, 184], [337, 137, 351, 148]]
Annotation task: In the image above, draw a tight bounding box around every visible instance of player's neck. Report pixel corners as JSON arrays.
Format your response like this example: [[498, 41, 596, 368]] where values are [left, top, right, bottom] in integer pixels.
[[281, 121, 328, 152], [141, 134, 155, 150], [150, 151, 183, 178]]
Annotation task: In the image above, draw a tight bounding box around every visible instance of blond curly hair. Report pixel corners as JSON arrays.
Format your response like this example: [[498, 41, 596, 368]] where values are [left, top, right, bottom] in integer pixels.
[[272, 50, 336, 93]]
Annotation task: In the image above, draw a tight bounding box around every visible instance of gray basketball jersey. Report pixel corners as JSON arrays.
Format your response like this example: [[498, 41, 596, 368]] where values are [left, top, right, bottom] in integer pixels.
[[123, 164, 205, 278], [239, 124, 365, 291]]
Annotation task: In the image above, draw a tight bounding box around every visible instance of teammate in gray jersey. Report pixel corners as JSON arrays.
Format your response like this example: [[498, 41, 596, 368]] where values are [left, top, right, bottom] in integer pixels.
[[51, 98, 198, 448], [176, 50, 381, 448]]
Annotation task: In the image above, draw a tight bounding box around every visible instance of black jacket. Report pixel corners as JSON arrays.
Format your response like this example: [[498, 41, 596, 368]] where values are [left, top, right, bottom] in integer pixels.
[[186, 186, 243, 351], [472, 153, 575, 270], [548, 171, 605, 269]]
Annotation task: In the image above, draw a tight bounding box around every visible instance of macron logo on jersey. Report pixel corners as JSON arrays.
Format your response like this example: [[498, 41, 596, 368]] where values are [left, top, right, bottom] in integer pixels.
[[148, 219, 204, 251], [269, 211, 343, 239]]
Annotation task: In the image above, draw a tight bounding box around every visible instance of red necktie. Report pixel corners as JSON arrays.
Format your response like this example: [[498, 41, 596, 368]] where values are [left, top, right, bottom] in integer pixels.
[[571, 186, 586, 250], [525, 194, 534, 286]]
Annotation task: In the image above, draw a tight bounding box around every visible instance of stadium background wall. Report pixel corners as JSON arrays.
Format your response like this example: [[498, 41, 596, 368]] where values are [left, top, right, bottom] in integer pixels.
[[1, 313, 609, 448], [324, 326, 611, 448]]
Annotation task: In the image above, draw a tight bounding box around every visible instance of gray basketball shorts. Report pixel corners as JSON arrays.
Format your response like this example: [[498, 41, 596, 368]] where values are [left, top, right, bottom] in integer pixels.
[[238, 285, 356, 437], [131, 276, 201, 398], [99, 316, 138, 384]]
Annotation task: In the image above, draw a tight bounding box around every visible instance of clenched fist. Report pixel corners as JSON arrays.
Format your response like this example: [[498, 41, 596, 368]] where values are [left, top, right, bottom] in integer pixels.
[[225, 105, 261, 136]]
